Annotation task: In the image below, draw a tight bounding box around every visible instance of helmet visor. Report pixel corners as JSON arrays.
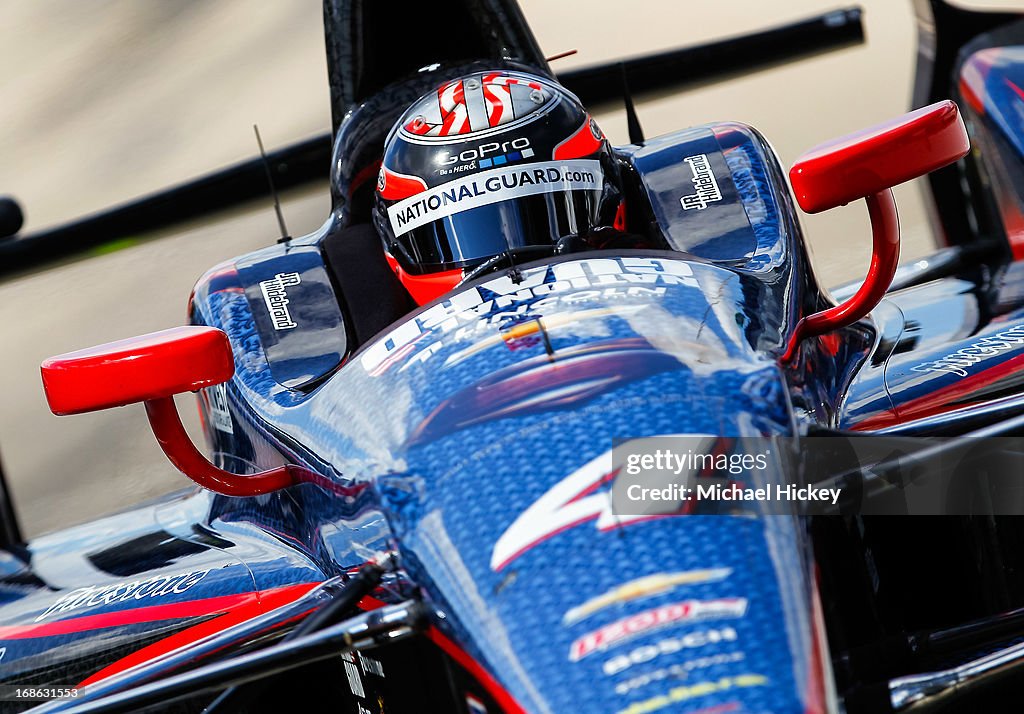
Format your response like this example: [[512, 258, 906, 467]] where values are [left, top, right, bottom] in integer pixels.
[[391, 184, 605, 274]]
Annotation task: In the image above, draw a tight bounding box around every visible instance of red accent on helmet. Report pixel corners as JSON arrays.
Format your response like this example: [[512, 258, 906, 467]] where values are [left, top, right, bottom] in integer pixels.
[[385, 252, 463, 305], [405, 116, 435, 135], [482, 72, 509, 128], [439, 80, 470, 136], [553, 116, 604, 160], [379, 168, 428, 201], [482, 73, 544, 129]]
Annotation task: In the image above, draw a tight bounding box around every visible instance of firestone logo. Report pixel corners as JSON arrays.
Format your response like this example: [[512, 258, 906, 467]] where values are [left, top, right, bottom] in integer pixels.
[[35, 569, 211, 622]]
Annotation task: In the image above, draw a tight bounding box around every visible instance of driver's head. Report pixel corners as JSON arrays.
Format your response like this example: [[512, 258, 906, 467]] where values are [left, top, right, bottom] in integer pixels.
[[373, 69, 624, 305]]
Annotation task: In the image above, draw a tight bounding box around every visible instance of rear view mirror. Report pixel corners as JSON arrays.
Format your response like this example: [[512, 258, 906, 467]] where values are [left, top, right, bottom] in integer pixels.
[[789, 99, 970, 213], [41, 326, 308, 497], [41, 326, 233, 415], [783, 100, 970, 361]]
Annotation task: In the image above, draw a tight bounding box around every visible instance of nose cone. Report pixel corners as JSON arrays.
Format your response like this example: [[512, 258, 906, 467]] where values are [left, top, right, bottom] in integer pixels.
[[320, 257, 818, 713]]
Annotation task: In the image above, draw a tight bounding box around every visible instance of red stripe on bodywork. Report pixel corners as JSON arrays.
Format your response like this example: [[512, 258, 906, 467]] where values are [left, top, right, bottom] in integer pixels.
[[1006, 77, 1024, 103], [358, 596, 527, 713], [805, 568, 830, 714], [76, 582, 321, 687], [958, 48, 998, 116], [991, 175, 1024, 261], [0, 591, 258, 640], [425, 628, 528, 714], [850, 350, 1024, 431], [350, 159, 383, 194]]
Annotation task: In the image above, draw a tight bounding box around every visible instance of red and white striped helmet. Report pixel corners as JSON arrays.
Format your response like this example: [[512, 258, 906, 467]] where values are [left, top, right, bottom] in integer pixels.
[[373, 69, 623, 305]]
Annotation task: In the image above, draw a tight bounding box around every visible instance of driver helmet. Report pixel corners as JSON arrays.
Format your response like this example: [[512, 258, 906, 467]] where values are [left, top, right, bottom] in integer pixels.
[[373, 69, 624, 305]]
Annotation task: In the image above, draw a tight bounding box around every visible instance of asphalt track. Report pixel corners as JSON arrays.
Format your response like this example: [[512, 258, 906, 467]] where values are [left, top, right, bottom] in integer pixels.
[[0, 0, 1004, 537]]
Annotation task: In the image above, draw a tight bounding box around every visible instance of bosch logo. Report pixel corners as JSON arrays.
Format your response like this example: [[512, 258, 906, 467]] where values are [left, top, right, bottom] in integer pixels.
[[440, 137, 532, 166]]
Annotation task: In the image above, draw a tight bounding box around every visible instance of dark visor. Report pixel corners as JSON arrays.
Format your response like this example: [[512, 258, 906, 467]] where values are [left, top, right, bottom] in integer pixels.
[[393, 189, 602, 274]]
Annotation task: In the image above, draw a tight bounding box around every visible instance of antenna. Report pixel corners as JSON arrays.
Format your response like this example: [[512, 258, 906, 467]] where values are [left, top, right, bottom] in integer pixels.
[[619, 63, 645, 145], [545, 49, 578, 62], [253, 125, 291, 243]]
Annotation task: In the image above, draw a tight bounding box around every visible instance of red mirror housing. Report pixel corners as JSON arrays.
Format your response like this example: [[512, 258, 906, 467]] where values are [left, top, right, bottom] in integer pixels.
[[789, 100, 970, 214], [41, 326, 309, 497], [41, 326, 234, 415], [783, 101, 970, 361]]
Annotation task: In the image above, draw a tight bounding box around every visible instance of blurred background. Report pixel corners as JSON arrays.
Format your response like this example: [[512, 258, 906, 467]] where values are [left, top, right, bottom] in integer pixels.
[[0, 0, 1017, 537]]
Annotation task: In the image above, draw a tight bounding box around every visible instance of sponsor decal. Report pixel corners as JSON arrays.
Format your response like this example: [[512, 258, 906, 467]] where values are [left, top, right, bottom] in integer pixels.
[[911, 324, 1024, 376], [491, 447, 636, 571], [207, 383, 233, 435], [491, 441, 700, 572], [689, 705, 740, 714], [499, 316, 546, 352], [603, 628, 739, 676], [466, 694, 488, 714], [359, 652, 385, 678], [437, 137, 533, 175], [478, 147, 534, 169], [615, 675, 768, 714], [570, 599, 748, 661], [679, 154, 722, 211], [563, 569, 733, 625], [35, 569, 211, 622], [361, 257, 698, 376], [614, 652, 747, 695], [341, 652, 365, 698], [259, 271, 301, 330], [387, 159, 602, 235], [341, 651, 385, 700]]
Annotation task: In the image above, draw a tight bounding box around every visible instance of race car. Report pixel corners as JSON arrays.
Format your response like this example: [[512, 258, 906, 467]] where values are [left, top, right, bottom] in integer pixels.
[[0, 1, 1024, 713]]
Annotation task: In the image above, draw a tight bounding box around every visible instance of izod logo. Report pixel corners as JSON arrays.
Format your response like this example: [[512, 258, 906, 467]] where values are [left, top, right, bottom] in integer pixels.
[[570, 598, 748, 661]]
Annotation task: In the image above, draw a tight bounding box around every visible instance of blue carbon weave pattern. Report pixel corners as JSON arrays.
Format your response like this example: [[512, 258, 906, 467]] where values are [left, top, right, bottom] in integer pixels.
[[196, 253, 817, 713], [373, 264, 808, 714]]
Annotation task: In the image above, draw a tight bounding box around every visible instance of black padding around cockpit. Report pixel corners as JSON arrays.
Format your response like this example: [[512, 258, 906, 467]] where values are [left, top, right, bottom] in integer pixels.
[[321, 222, 415, 348]]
